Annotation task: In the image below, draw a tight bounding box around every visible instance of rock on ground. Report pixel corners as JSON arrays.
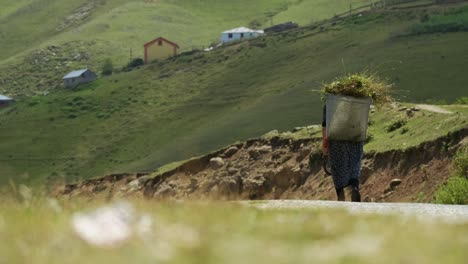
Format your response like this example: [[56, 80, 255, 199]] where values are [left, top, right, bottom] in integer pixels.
[[209, 157, 225, 170]]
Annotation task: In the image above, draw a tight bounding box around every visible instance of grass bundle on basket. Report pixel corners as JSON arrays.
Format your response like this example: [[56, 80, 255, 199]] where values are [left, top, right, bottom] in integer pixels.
[[322, 73, 393, 106]]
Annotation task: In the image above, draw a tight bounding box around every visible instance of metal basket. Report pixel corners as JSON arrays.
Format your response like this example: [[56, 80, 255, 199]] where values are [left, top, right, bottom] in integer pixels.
[[325, 94, 372, 142]]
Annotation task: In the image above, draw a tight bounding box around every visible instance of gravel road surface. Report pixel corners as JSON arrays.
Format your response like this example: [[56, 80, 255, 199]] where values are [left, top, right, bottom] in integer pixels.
[[251, 200, 468, 223]]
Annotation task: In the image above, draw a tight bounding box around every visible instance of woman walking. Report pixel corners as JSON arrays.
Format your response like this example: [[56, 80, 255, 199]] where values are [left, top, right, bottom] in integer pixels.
[[320, 73, 391, 202], [322, 105, 363, 202]]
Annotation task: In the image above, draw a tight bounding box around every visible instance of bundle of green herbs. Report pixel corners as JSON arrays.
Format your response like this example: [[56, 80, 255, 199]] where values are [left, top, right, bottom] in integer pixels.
[[322, 73, 393, 106]]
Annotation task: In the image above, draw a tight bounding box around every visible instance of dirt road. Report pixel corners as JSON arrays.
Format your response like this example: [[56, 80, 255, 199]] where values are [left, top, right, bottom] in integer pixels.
[[416, 104, 453, 114], [252, 200, 468, 223]]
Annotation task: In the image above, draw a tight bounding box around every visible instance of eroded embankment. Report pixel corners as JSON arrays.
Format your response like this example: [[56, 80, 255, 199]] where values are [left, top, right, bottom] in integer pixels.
[[58, 127, 467, 202]]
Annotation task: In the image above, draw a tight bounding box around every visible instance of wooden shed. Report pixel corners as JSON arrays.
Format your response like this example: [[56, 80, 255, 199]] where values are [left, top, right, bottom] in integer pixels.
[[63, 69, 97, 88]]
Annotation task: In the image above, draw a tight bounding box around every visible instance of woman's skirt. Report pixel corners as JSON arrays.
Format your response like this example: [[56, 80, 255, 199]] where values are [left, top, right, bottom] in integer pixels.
[[328, 140, 364, 189]]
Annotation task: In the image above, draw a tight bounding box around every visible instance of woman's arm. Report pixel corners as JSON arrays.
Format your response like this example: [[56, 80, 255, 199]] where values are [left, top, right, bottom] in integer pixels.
[[322, 127, 328, 155], [322, 105, 328, 155]]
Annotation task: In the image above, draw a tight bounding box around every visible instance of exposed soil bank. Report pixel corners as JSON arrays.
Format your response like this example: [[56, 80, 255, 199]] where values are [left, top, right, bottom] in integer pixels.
[[58, 127, 467, 203]]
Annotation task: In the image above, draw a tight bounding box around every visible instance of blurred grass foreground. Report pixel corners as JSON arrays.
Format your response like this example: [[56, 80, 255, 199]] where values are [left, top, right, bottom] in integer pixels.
[[0, 196, 467, 264]]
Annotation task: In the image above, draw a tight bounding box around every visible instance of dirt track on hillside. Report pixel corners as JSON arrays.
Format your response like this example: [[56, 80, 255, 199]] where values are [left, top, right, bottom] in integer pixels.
[[58, 127, 467, 203], [416, 104, 453, 114]]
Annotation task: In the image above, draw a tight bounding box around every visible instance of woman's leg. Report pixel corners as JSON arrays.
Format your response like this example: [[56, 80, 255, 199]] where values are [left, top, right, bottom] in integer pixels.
[[349, 178, 361, 202], [349, 142, 364, 202], [336, 188, 345, 201], [329, 141, 349, 201]]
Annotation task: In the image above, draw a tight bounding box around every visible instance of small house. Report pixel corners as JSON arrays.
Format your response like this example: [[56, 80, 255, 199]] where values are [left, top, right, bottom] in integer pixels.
[[63, 69, 97, 88], [0, 94, 14, 108], [144, 37, 180, 64], [221, 27, 264, 44]]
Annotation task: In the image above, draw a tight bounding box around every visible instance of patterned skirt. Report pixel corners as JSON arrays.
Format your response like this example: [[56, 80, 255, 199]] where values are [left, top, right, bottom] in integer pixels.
[[328, 140, 364, 190]]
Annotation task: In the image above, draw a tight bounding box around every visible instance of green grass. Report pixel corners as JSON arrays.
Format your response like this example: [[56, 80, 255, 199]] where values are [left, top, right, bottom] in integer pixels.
[[392, 0, 435, 8], [0, 198, 467, 263], [269, 0, 370, 25], [0, 0, 36, 18], [2, 1, 468, 96], [277, 103, 467, 153], [0, 0, 368, 63], [0, 0, 387, 96], [410, 5, 468, 35], [2, 6, 468, 185], [365, 104, 467, 152], [0, 0, 129, 61]]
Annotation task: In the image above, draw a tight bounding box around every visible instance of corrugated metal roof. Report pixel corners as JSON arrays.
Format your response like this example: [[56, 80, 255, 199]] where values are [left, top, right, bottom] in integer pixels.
[[0, 95, 13, 101], [63, 69, 89, 79], [222, 27, 264, 34]]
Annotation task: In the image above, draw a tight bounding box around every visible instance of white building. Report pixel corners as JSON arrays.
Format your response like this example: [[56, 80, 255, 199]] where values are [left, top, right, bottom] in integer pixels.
[[221, 27, 264, 44], [0, 94, 14, 108]]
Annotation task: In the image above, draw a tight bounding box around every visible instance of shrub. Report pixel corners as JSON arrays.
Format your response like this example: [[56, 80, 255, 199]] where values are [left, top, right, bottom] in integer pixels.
[[101, 58, 113, 76], [425, 98, 448, 105], [433, 148, 468, 204], [434, 176, 468, 205], [385, 119, 407, 133], [73, 96, 83, 102], [453, 147, 468, 177], [96, 112, 109, 119], [455, 97, 468, 105], [365, 132, 374, 143], [252, 42, 267, 48], [321, 73, 393, 106], [27, 100, 39, 107], [416, 192, 426, 203], [124, 58, 144, 71], [420, 13, 430, 23]]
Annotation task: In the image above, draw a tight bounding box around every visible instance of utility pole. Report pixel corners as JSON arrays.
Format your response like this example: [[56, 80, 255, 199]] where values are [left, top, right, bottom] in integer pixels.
[[129, 48, 133, 60]]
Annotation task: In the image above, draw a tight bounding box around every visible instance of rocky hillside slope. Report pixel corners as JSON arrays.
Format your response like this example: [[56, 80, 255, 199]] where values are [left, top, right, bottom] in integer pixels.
[[58, 105, 468, 202]]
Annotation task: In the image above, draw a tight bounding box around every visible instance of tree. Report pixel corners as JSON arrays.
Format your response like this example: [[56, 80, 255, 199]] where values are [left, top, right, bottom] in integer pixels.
[[127, 58, 144, 69], [102, 58, 113, 76]]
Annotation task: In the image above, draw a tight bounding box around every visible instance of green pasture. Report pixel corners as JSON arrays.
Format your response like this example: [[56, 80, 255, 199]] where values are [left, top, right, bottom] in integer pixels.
[[1, 3, 468, 184], [0, 0, 368, 63]]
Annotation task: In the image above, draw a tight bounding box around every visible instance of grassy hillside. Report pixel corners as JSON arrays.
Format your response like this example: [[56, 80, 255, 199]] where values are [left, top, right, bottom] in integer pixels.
[[271, 0, 370, 25], [0, 0, 125, 61], [0, 0, 372, 97], [1, 3, 468, 185], [0, 0, 370, 60]]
